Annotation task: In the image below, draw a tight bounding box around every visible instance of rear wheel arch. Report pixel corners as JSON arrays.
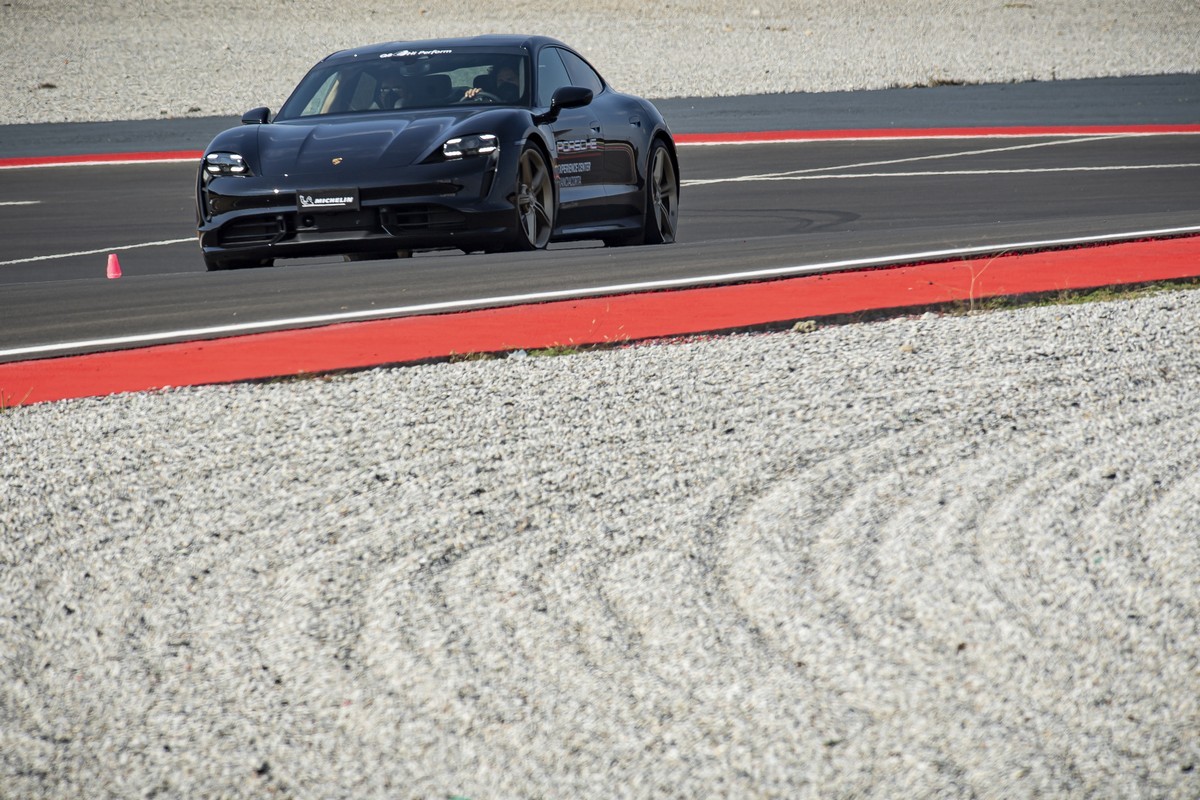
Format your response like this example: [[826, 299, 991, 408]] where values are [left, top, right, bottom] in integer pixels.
[[647, 131, 679, 190]]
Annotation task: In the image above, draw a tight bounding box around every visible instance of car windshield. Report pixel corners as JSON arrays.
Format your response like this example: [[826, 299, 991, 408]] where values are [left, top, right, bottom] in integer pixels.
[[276, 47, 531, 120]]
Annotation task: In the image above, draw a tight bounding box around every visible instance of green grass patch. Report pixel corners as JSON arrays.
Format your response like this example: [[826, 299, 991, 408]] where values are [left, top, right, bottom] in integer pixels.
[[529, 345, 583, 358], [447, 351, 500, 363], [954, 278, 1200, 315]]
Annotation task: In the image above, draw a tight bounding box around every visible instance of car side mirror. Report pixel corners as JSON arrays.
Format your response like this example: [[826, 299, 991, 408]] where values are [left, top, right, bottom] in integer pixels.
[[533, 86, 593, 124], [241, 107, 271, 125], [552, 86, 593, 111]]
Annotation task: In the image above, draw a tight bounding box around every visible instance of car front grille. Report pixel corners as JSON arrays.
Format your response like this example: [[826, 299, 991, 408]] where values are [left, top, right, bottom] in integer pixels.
[[362, 183, 460, 202], [217, 216, 287, 246], [213, 203, 470, 248], [380, 205, 466, 234]]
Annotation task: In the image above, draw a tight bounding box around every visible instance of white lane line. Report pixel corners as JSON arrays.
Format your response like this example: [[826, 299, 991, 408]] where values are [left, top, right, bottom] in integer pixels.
[[4, 224, 1200, 360], [0, 238, 194, 267], [683, 134, 1147, 186], [0, 141, 1147, 262], [0, 201, 41, 206], [685, 162, 1200, 186], [677, 130, 1200, 146]]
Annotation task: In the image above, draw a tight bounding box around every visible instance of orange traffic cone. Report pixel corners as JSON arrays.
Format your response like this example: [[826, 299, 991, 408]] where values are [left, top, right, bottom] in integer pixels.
[[106, 253, 122, 279]]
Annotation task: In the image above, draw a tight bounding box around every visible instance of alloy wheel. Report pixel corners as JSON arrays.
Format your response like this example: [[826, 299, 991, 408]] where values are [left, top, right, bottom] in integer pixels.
[[515, 147, 554, 249]]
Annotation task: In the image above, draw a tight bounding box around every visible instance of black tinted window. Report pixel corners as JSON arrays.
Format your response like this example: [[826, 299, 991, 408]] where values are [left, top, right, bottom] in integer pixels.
[[559, 49, 604, 95], [277, 48, 530, 119], [536, 48, 572, 106]]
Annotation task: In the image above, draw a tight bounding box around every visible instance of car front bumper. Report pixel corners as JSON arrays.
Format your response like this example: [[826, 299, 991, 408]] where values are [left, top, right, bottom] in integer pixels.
[[197, 153, 516, 260]]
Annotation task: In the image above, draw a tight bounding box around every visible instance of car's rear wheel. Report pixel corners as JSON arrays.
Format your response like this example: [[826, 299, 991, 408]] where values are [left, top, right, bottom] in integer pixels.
[[603, 138, 679, 247], [644, 140, 679, 244], [510, 144, 554, 250]]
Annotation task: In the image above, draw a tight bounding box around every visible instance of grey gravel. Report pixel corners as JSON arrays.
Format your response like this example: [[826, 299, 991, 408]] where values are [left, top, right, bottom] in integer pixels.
[[1, 0, 1198, 124], [4, 295, 1200, 798], [3, 2, 1200, 798]]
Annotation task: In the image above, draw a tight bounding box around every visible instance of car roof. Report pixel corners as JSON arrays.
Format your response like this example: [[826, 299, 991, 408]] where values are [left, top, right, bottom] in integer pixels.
[[320, 34, 570, 64]]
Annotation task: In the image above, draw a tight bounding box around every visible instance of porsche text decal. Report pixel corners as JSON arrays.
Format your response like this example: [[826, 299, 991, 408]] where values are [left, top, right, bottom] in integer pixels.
[[558, 137, 600, 153]]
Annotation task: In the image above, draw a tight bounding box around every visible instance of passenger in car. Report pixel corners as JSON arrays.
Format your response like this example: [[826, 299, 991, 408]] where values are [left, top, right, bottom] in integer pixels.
[[373, 73, 410, 109]]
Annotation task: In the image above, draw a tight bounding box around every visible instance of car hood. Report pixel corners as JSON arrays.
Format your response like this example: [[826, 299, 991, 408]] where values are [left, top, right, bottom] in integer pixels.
[[253, 109, 508, 176]]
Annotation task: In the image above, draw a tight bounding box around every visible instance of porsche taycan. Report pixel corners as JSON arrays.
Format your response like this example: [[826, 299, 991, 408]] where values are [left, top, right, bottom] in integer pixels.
[[196, 35, 680, 270]]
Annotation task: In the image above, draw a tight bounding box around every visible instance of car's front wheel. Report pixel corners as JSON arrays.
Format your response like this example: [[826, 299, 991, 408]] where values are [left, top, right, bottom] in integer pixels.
[[510, 144, 554, 250]]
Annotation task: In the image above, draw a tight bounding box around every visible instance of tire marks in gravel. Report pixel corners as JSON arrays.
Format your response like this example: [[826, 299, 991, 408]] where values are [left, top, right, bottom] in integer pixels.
[[2, 292, 1198, 797]]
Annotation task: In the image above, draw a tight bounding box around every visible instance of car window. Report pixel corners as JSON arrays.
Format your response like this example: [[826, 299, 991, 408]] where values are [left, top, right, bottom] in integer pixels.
[[300, 72, 341, 116], [559, 49, 605, 95], [349, 75, 378, 111], [278, 49, 531, 119], [536, 48, 573, 107]]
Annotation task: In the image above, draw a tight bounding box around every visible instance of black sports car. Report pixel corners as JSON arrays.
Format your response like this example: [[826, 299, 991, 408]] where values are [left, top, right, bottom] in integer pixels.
[[196, 34, 680, 270]]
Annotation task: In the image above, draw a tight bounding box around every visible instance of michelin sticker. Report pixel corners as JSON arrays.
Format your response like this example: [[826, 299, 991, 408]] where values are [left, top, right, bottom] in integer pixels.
[[298, 189, 359, 210]]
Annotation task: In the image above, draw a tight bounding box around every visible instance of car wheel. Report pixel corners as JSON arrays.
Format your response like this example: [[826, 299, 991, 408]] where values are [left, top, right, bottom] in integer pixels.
[[644, 140, 679, 245], [602, 139, 679, 247], [511, 144, 554, 250]]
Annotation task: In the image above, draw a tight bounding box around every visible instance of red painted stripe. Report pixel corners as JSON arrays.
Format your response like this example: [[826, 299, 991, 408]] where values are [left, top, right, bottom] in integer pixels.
[[4, 124, 1199, 169], [3, 236, 1199, 407], [0, 150, 203, 168], [675, 124, 1200, 143]]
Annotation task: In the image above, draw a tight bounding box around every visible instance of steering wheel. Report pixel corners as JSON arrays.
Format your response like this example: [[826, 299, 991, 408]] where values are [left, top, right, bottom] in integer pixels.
[[460, 90, 504, 104]]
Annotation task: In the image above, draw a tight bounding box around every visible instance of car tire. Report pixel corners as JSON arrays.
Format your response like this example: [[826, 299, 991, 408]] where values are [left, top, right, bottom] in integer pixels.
[[602, 139, 679, 247], [643, 139, 679, 245], [509, 144, 555, 251]]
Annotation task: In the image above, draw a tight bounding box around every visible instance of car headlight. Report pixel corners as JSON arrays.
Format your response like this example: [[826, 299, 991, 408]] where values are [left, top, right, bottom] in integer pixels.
[[203, 152, 253, 177], [442, 134, 498, 159]]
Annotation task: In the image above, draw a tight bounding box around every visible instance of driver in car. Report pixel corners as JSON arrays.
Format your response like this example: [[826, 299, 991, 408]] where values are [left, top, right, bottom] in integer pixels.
[[461, 64, 521, 103]]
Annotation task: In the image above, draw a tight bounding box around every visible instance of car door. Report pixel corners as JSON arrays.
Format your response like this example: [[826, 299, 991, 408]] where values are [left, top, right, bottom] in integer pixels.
[[557, 47, 640, 214], [536, 46, 608, 229]]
